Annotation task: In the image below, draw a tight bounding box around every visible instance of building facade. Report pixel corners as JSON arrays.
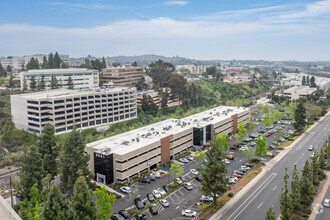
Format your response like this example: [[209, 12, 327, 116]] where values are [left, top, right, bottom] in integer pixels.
[[176, 65, 208, 75], [102, 67, 143, 87], [283, 86, 317, 101], [11, 87, 137, 135], [85, 106, 250, 184], [137, 89, 180, 109], [20, 68, 99, 90]]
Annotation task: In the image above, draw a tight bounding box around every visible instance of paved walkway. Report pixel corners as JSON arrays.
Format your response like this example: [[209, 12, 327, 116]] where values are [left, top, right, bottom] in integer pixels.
[[309, 171, 330, 220]]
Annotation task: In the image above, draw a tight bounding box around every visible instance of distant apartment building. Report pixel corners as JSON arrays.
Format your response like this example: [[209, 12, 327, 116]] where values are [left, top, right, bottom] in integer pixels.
[[281, 73, 330, 92], [10, 87, 137, 135], [137, 89, 180, 108], [20, 68, 99, 90], [176, 65, 208, 75], [283, 86, 317, 101], [85, 106, 250, 184], [102, 67, 143, 87]]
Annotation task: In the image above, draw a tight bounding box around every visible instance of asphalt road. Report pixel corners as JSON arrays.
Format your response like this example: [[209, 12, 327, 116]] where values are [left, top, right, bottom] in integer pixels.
[[315, 185, 330, 220], [218, 114, 330, 220]]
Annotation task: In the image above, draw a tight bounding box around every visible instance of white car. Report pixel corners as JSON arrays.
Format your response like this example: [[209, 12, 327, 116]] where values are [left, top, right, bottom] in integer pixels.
[[239, 146, 250, 151], [152, 189, 161, 199], [222, 159, 230, 164], [158, 187, 166, 196], [120, 186, 132, 194], [323, 198, 330, 208], [160, 199, 169, 207], [190, 169, 199, 175], [186, 155, 194, 161], [181, 209, 197, 217], [183, 182, 194, 190], [229, 177, 238, 184], [154, 172, 161, 178], [308, 145, 314, 151]]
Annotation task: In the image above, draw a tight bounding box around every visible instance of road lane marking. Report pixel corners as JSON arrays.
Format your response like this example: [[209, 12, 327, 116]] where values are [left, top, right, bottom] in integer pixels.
[[257, 202, 263, 209], [296, 132, 315, 151], [227, 173, 277, 220], [273, 186, 277, 191], [176, 206, 180, 209]]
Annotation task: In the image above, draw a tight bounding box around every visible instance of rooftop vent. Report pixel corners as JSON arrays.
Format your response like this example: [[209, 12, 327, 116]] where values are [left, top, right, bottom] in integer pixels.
[[122, 141, 129, 145]]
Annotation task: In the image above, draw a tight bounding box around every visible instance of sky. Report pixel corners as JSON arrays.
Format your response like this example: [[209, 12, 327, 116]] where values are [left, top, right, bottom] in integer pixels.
[[1, 0, 330, 61]]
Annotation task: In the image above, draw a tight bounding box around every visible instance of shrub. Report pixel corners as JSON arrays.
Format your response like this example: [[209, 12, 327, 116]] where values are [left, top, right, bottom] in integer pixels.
[[293, 132, 300, 137], [288, 137, 294, 141], [228, 192, 234, 197], [278, 147, 284, 150], [169, 183, 179, 188], [250, 158, 260, 164], [326, 166, 330, 170], [260, 162, 266, 166], [307, 121, 314, 125], [302, 207, 312, 215]]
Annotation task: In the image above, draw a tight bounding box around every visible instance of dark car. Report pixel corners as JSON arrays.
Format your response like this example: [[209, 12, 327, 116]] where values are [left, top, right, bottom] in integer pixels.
[[140, 177, 151, 184], [134, 197, 145, 210], [180, 176, 188, 182], [162, 185, 171, 193], [195, 175, 202, 182], [147, 193, 155, 202], [148, 175, 156, 181], [242, 163, 254, 168], [149, 206, 158, 215], [111, 214, 125, 220], [234, 170, 244, 175], [135, 214, 147, 220], [229, 145, 239, 150], [118, 210, 131, 219], [237, 169, 248, 173]]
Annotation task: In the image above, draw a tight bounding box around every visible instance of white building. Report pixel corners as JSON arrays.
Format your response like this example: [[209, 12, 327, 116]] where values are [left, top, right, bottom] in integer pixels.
[[20, 68, 99, 90], [10, 87, 137, 135], [283, 86, 317, 101], [281, 73, 330, 92], [176, 65, 209, 75]]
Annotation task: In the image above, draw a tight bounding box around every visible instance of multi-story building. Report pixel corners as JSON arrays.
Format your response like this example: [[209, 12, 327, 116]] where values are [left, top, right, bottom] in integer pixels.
[[85, 106, 250, 184], [102, 67, 143, 87], [137, 89, 180, 108], [11, 87, 137, 135], [20, 68, 99, 90], [283, 86, 317, 101], [176, 65, 209, 75]]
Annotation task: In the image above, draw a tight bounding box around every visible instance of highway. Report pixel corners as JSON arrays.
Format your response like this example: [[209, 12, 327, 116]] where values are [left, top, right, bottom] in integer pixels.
[[218, 113, 330, 220]]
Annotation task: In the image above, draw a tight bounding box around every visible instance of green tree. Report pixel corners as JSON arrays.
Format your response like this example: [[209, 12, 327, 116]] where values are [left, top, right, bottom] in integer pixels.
[[67, 76, 74, 89], [131, 61, 138, 67], [27, 57, 40, 70], [50, 75, 59, 89], [1, 116, 15, 146], [147, 60, 175, 87], [300, 160, 314, 207], [306, 75, 309, 85], [302, 76, 306, 86], [319, 148, 326, 170], [141, 94, 158, 115], [160, 88, 169, 111], [23, 77, 28, 91], [235, 120, 247, 144], [169, 162, 184, 179], [167, 74, 187, 107], [262, 115, 273, 127], [265, 205, 275, 220], [312, 153, 320, 185], [54, 52, 62, 68], [201, 133, 228, 206], [263, 103, 271, 114], [71, 175, 96, 220], [17, 145, 45, 200], [30, 76, 37, 90], [8, 73, 15, 89], [246, 118, 256, 135], [38, 124, 59, 179], [37, 80, 42, 91], [94, 186, 116, 220], [40, 74, 46, 90], [195, 150, 206, 162], [274, 129, 284, 148], [310, 76, 316, 87], [255, 135, 268, 159], [101, 57, 106, 68], [280, 169, 293, 220], [285, 103, 297, 119], [206, 66, 217, 76], [112, 62, 121, 67], [42, 56, 48, 69], [43, 183, 71, 220], [293, 102, 306, 131], [243, 148, 255, 161], [48, 53, 54, 69], [60, 127, 93, 196], [19, 183, 41, 220], [0, 64, 7, 76], [290, 165, 301, 212]]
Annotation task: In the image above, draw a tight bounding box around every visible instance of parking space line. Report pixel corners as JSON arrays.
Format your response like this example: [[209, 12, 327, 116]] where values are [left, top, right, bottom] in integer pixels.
[[273, 186, 277, 191], [178, 189, 185, 195], [146, 210, 152, 218], [190, 181, 197, 187], [257, 202, 263, 209], [169, 196, 175, 202], [174, 193, 180, 199]]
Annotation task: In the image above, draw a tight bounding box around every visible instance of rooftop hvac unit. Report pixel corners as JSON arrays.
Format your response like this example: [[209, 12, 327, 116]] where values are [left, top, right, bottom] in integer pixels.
[[122, 141, 129, 145], [151, 128, 154, 131], [136, 137, 139, 142]]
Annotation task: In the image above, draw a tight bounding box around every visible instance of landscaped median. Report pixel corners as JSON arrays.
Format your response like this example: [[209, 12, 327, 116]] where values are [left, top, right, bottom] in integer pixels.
[[195, 164, 262, 220]]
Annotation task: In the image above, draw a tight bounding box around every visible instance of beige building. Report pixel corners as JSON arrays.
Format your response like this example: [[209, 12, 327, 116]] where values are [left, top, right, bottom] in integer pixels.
[[85, 106, 250, 184], [283, 86, 317, 101], [11, 87, 137, 135], [176, 65, 209, 75], [137, 89, 180, 108], [102, 67, 143, 87]]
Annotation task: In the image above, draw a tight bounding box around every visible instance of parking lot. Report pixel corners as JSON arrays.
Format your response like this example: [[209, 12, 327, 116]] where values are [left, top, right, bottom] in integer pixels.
[[111, 117, 294, 219]]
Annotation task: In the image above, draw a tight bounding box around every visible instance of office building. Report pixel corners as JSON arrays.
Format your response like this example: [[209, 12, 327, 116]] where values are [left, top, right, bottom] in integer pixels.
[[137, 89, 180, 109], [11, 87, 137, 135], [176, 65, 209, 75], [283, 86, 317, 101], [85, 106, 250, 184], [102, 67, 143, 87], [20, 68, 99, 90]]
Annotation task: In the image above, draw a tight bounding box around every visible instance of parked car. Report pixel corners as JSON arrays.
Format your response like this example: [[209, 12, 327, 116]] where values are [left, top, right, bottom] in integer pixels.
[[250, 134, 258, 138], [229, 145, 239, 150], [149, 205, 158, 215], [311, 152, 316, 158], [135, 214, 147, 220], [118, 210, 131, 219], [179, 158, 189, 163], [269, 145, 276, 150], [160, 199, 170, 207], [248, 142, 256, 147], [154, 172, 161, 178], [226, 155, 235, 160], [308, 145, 314, 151], [229, 177, 238, 184], [120, 186, 132, 194], [175, 178, 183, 184], [158, 187, 166, 196], [232, 173, 242, 178], [195, 175, 202, 182], [147, 193, 155, 202], [152, 189, 161, 199], [134, 197, 145, 210], [200, 195, 213, 203], [183, 182, 193, 190], [223, 159, 230, 164], [242, 163, 254, 168], [181, 209, 197, 217], [190, 169, 199, 175], [140, 177, 151, 184], [234, 170, 245, 175], [162, 185, 171, 193], [148, 175, 156, 181], [323, 198, 330, 208], [111, 214, 125, 220], [279, 137, 285, 142], [180, 176, 188, 183], [186, 155, 194, 161], [239, 146, 250, 151]]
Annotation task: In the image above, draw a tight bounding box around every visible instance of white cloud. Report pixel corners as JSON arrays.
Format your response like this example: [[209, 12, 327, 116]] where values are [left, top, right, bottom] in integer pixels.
[[165, 1, 189, 6], [279, 0, 330, 19]]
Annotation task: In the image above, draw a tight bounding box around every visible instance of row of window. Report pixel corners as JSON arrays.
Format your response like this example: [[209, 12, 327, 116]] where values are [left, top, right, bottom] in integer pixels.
[[214, 120, 232, 130], [116, 145, 161, 164], [171, 132, 193, 143], [116, 153, 161, 173], [171, 138, 192, 151]]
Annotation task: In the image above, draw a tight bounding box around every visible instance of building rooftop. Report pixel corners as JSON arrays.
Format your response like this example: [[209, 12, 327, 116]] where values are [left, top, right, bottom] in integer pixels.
[[284, 86, 317, 95], [11, 87, 134, 100], [86, 106, 248, 156], [21, 68, 96, 75]]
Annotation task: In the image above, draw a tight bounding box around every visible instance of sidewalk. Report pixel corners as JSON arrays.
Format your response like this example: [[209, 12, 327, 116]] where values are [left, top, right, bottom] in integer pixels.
[[309, 171, 330, 220]]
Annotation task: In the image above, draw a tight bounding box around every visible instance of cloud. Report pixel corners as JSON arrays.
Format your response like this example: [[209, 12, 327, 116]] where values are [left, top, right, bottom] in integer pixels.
[[46, 1, 126, 10], [165, 1, 189, 6], [279, 0, 330, 19]]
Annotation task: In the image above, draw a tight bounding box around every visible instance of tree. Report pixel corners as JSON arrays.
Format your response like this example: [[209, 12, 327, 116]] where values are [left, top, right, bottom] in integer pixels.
[[23, 78, 28, 91], [160, 88, 169, 111], [271, 110, 282, 123], [147, 60, 175, 87], [235, 120, 247, 144], [30, 76, 37, 90], [280, 169, 293, 220], [1, 117, 14, 146], [290, 165, 301, 212], [67, 76, 74, 89], [38, 124, 59, 179], [300, 160, 314, 206], [206, 66, 217, 75], [91, 59, 103, 72], [305, 102, 321, 121], [17, 145, 45, 200], [306, 75, 309, 85], [263, 103, 271, 114], [112, 62, 121, 67], [274, 129, 284, 147], [131, 61, 138, 67], [285, 103, 297, 119], [94, 186, 116, 220], [8, 73, 15, 89], [42, 56, 48, 69], [37, 80, 43, 91], [246, 118, 256, 135], [60, 127, 93, 196], [101, 57, 106, 68], [310, 76, 316, 87], [40, 74, 46, 90], [319, 148, 326, 170], [48, 53, 54, 69], [51, 75, 59, 89], [0, 64, 7, 77], [302, 76, 306, 86], [43, 183, 71, 220], [71, 175, 96, 220], [293, 102, 306, 131], [167, 74, 187, 106], [169, 162, 184, 180], [265, 206, 275, 220], [243, 148, 255, 161], [26, 57, 40, 70], [141, 94, 158, 115], [19, 183, 41, 220], [54, 52, 62, 68], [255, 135, 268, 159], [6, 65, 12, 73], [195, 150, 206, 162], [80, 59, 92, 69], [312, 153, 320, 185], [201, 133, 229, 206]]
